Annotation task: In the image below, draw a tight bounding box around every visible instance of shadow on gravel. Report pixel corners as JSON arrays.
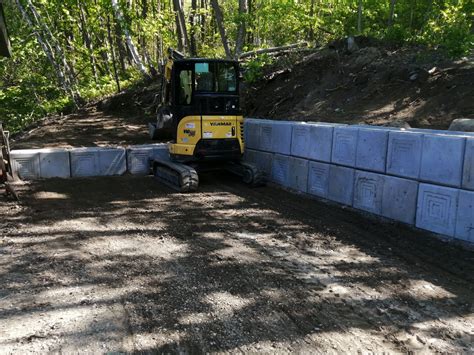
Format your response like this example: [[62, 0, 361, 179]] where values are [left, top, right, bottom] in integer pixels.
[[0, 174, 473, 352]]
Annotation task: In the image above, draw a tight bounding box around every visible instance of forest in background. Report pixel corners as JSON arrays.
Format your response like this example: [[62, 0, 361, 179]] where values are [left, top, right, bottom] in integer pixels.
[[0, 0, 472, 133]]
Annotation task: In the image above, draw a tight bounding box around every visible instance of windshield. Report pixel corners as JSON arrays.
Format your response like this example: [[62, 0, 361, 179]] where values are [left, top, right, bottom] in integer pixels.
[[195, 62, 237, 93]]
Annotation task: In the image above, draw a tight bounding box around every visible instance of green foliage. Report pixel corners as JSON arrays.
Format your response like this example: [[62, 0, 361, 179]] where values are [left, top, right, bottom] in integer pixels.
[[243, 54, 275, 83], [0, 0, 472, 134]]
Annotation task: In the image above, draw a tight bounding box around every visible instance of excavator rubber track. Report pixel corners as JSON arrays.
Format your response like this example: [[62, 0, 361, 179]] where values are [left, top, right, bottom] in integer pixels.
[[152, 159, 199, 193], [226, 161, 266, 187]]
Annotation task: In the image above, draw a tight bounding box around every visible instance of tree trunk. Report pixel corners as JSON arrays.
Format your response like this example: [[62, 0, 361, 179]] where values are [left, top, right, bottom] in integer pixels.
[[357, 0, 363, 34], [189, 0, 197, 56], [111, 0, 149, 77], [210, 0, 231, 59], [106, 14, 121, 93], [388, 0, 397, 27], [173, 0, 189, 54], [234, 0, 248, 58], [14, 0, 65, 87], [16, 0, 79, 105], [78, 1, 98, 83]]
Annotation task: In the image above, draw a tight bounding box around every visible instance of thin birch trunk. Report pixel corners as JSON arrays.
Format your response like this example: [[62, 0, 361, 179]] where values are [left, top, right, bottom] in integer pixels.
[[111, 0, 149, 77]]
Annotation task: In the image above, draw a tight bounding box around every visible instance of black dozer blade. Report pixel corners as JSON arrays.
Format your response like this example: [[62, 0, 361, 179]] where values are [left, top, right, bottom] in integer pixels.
[[152, 159, 199, 193]]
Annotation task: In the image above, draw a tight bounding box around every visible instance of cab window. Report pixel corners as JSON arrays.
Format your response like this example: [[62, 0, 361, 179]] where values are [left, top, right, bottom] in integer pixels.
[[178, 69, 192, 105], [195, 62, 237, 93]]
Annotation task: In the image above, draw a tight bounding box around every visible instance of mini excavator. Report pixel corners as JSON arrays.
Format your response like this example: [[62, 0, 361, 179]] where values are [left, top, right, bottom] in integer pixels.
[[149, 49, 264, 192]]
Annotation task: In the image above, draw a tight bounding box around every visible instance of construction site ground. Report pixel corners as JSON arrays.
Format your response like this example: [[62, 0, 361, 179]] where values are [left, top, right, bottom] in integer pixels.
[[3, 41, 473, 352], [1, 174, 473, 352]]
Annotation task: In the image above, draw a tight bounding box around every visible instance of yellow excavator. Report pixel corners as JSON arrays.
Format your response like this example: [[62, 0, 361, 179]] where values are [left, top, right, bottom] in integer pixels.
[[149, 49, 264, 192]]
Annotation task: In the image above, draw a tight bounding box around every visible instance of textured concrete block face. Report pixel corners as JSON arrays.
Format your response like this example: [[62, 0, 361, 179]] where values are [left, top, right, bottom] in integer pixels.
[[10, 150, 41, 180], [327, 165, 355, 205], [127, 147, 153, 175], [291, 123, 310, 158], [308, 161, 330, 198], [245, 120, 260, 149], [39, 150, 70, 178], [331, 126, 358, 167], [244, 149, 272, 176], [151, 145, 170, 161], [382, 175, 418, 225], [243, 149, 257, 164], [254, 150, 273, 176], [386, 132, 423, 179], [462, 139, 474, 190], [289, 157, 309, 192], [70, 148, 100, 177], [271, 122, 293, 155], [308, 125, 334, 162], [353, 171, 384, 214], [259, 122, 273, 152], [99, 148, 126, 176], [416, 184, 459, 236], [455, 190, 474, 243], [271, 154, 290, 186], [420, 135, 465, 187], [356, 128, 389, 173]]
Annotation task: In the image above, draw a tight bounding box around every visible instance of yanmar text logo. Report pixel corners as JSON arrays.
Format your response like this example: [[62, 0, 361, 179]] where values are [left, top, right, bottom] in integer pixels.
[[210, 122, 232, 126]]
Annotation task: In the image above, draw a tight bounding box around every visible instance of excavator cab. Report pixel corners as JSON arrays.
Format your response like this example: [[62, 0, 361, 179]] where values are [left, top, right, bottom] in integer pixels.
[[152, 50, 244, 163], [150, 49, 263, 192]]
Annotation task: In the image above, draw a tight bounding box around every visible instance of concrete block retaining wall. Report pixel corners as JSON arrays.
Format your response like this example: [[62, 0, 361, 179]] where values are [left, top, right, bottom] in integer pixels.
[[244, 119, 474, 245], [11, 144, 169, 180]]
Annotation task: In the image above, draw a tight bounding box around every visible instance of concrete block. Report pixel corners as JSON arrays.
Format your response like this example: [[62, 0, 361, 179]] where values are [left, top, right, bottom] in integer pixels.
[[99, 148, 127, 176], [151, 144, 170, 161], [70, 148, 100, 177], [291, 123, 311, 158], [308, 124, 334, 163], [454, 190, 474, 243], [271, 121, 293, 155], [416, 184, 459, 237], [289, 157, 309, 192], [39, 149, 70, 178], [243, 149, 273, 177], [271, 154, 290, 187], [386, 131, 423, 179], [353, 171, 384, 214], [331, 126, 358, 167], [381, 175, 419, 225], [10, 149, 41, 180], [308, 161, 330, 198], [127, 146, 153, 175], [420, 134, 465, 187], [409, 128, 474, 137], [449, 118, 474, 133], [259, 122, 273, 152], [327, 165, 355, 205], [245, 120, 260, 149], [462, 138, 474, 190], [356, 128, 389, 173], [254, 150, 273, 177]]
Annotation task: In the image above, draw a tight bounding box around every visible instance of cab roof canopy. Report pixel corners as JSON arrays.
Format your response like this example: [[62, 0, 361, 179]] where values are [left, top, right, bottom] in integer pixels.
[[0, 1, 11, 57]]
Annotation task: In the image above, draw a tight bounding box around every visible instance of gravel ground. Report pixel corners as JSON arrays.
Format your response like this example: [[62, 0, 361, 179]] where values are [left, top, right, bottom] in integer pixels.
[[0, 174, 473, 353]]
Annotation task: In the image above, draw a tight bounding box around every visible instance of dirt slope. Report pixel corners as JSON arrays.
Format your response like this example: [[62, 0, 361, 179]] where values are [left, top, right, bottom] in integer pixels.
[[244, 40, 474, 129], [0, 175, 473, 352]]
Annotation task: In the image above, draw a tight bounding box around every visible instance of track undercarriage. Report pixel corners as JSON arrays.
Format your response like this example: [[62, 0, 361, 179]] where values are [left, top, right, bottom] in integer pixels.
[[152, 158, 265, 193]]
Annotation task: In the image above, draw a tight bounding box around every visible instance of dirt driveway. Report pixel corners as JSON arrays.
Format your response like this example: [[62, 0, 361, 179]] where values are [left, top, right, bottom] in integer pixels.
[[0, 174, 473, 352]]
